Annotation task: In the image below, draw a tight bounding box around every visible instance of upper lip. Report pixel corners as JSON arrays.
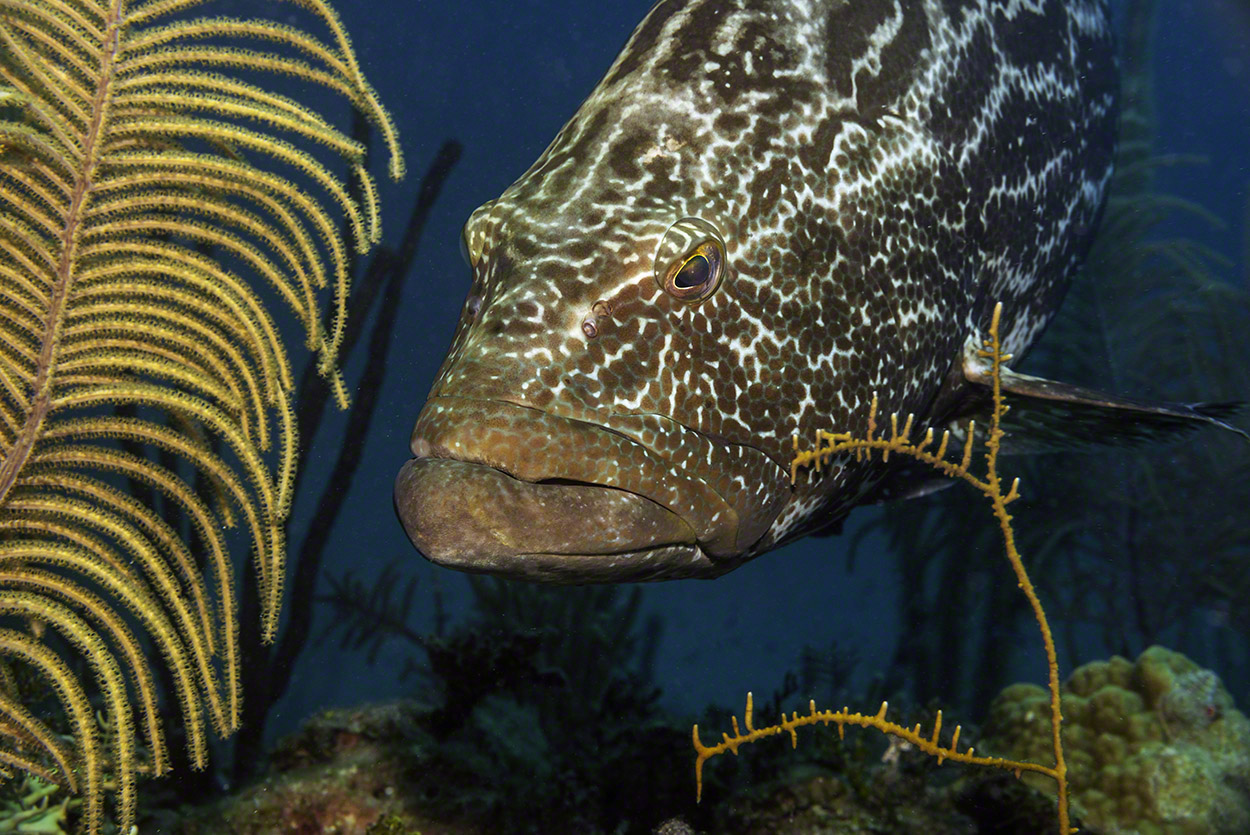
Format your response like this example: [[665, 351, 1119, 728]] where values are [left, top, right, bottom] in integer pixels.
[[411, 395, 636, 466], [411, 395, 651, 483]]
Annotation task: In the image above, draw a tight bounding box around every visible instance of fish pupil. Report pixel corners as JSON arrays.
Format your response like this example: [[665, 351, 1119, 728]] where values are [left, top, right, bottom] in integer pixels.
[[674, 254, 710, 289]]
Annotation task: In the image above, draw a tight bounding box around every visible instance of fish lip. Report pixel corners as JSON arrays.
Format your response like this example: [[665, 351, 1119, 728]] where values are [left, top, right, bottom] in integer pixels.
[[408, 395, 649, 487], [396, 394, 746, 579], [405, 394, 739, 521], [408, 394, 640, 469], [394, 457, 726, 583], [402, 394, 790, 561]]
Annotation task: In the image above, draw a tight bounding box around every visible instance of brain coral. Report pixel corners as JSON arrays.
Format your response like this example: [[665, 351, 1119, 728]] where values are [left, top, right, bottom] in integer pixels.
[[980, 645, 1250, 835]]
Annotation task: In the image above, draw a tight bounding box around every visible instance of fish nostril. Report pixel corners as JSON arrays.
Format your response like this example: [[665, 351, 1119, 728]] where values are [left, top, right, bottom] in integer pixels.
[[581, 313, 599, 339], [582, 299, 613, 340], [466, 294, 482, 318]]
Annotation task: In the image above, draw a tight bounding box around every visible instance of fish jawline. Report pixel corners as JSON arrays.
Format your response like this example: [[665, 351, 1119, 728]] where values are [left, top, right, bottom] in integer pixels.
[[394, 457, 732, 583]]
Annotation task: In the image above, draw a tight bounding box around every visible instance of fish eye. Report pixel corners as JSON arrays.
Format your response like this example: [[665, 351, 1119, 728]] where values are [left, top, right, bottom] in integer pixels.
[[664, 241, 721, 300], [656, 217, 727, 303], [673, 250, 712, 289], [655, 218, 725, 303], [663, 239, 723, 301]]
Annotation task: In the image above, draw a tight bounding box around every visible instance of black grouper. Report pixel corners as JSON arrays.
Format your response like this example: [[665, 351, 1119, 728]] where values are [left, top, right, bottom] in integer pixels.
[[395, 0, 1242, 582]]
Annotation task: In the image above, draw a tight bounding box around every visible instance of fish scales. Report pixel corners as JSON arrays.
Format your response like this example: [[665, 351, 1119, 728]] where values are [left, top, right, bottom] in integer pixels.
[[395, 0, 1119, 582]]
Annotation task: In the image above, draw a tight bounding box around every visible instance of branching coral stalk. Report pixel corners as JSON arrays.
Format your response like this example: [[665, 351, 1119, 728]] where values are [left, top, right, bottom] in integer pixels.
[[693, 303, 1072, 834]]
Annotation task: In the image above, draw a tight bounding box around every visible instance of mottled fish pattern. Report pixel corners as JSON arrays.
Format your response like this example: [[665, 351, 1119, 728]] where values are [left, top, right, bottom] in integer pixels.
[[395, 0, 1119, 582]]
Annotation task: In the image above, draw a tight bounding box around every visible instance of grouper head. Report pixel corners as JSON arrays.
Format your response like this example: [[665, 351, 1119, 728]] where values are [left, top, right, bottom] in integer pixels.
[[396, 5, 841, 583], [395, 193, 798, 582], [395, 0, 1119, 582]]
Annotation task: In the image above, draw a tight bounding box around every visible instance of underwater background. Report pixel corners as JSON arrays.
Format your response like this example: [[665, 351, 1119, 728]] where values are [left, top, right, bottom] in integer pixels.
[[3, 0, 1249, 831], [164, 0, 1250, 829]]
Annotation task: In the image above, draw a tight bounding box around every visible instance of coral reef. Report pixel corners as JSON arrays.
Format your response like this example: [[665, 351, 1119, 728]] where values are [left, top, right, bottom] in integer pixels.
[[158, 700, 464, 835], [981, 646, 1250, 834], [716, 771, 970, 835], [155, 692, 1066, 835], [319, 574, 701, 834], [0, 774, 71, 833]]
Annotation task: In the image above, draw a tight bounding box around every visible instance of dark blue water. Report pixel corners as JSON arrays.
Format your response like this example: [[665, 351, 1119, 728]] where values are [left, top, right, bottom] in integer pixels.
[[269, 0, 1250, 756]]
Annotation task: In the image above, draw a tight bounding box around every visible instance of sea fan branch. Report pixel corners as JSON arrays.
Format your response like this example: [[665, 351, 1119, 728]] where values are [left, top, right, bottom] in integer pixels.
[[0, 0, 403, 828], [0, 687, 77, 791], [705, 304, 1074, 834], [0, 630, 100, 821]]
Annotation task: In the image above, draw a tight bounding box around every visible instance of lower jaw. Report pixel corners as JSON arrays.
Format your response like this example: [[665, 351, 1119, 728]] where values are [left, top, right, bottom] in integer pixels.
[[394, 457, 726, 583]]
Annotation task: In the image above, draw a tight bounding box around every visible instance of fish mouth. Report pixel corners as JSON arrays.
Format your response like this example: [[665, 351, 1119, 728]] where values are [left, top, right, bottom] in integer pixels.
[[394, 396, 749, 582]]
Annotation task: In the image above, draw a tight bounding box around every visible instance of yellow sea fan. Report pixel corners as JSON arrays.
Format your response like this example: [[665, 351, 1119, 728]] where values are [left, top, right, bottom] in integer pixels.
[[0, 0, 402, 831]]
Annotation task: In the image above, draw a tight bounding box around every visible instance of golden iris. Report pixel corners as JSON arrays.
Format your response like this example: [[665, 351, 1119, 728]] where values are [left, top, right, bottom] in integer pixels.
[[656, 217, 727, 303]]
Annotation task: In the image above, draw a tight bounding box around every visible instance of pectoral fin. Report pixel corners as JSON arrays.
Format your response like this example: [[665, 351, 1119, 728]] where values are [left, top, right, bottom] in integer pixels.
[[958, 352, 1249, 454]]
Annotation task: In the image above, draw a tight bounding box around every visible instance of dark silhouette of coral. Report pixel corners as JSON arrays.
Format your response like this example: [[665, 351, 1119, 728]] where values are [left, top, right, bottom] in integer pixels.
[[318, 570, 704, 834]]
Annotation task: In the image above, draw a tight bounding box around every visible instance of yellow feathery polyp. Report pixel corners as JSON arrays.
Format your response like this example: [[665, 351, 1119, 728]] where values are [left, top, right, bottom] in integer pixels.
[[0, 0, 403, 831]]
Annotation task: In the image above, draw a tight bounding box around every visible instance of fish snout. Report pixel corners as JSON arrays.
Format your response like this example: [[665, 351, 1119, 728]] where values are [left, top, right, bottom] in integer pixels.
[[396, 395, 748, 582]]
